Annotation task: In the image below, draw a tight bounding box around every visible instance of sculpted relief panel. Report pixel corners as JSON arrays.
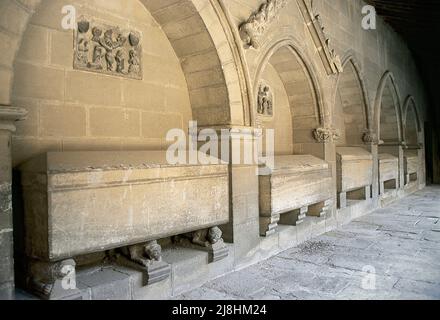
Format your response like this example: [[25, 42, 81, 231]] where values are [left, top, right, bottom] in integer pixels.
[[239, 0, 287, 49], [74, 18, 143, 79]]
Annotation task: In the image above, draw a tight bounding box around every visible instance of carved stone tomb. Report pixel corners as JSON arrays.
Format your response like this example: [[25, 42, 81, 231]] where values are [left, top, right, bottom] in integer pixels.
[[19, 151, 229, 299], [379, 153, 399, 194], [259, 155, 333, 236], [336, 147, 373, 209]]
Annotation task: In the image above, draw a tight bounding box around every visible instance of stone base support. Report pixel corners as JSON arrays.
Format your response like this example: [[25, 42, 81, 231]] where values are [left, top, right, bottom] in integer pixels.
[[308, 200, 332, 218], [27, 259, 82, 300], [259, 214, 280, 237], [279, 207, 307, 226]]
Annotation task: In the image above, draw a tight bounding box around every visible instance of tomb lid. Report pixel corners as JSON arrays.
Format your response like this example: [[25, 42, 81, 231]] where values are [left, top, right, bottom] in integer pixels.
[[19, 151, 226, 173], [379, 153, 398, 162], [336, 147, 373, 161], [263, 155, 329, 175]]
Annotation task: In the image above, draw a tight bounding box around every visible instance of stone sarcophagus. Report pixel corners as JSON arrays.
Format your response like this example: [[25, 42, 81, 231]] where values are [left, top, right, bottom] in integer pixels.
[[379, 153, 399, 194], [259, 155, 333, 236], [19, 151, 229, 299], [336, 147, 373, 208], [404, 151, 419, 184]]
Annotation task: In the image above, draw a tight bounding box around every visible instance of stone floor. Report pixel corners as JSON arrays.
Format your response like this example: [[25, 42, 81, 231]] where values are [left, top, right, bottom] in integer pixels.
[[178, 186, 440, 300]]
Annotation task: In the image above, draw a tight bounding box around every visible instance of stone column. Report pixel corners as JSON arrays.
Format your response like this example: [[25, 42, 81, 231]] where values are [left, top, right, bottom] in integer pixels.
[[196, 125, 260, 268], [0, 107, 27, 299]]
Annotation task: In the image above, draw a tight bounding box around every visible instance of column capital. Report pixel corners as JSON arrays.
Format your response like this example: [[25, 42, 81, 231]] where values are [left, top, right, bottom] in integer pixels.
[[0, 106, 28, 132]]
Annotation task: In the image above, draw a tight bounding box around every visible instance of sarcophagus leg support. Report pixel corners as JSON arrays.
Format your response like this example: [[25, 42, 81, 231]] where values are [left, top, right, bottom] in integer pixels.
[[338, 192, 347, 209], [279, 207, 307, 226], [174, 227, 228, 263], [259, 214, 280, 237], [308, 200, 332, 218], [28, 259, 82, 300], [115, 240, 171, 286]]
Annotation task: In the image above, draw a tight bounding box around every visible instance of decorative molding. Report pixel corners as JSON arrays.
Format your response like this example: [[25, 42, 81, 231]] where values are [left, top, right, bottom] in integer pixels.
[[239, 0, 287, 49], [313, 127, 339, 143], [257, 81, 274, 118], [296, 0, 343, 75], [74, 17, 142, 79], [0, 106, 28, 132]]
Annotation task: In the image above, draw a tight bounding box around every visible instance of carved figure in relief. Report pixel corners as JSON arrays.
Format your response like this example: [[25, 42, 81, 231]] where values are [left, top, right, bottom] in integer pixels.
[[257, 84, 274, 116], [91, 46, 104, 70], [76, 38, 89, 65], [239, 0, 287, 49], [115, 50, 126, 74], [128, 49, 140, 74], [98, 29, 127, 72]]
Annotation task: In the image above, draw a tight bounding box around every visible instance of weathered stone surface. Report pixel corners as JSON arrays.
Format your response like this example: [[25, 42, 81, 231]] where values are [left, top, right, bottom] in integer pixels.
[[259, 155, 332, 236], [336, 147, 373, 193], [379, 153, 399, 183], [404, 153, 419, 176], [179, 187, 440, 300], [19, 151, 229, 261]]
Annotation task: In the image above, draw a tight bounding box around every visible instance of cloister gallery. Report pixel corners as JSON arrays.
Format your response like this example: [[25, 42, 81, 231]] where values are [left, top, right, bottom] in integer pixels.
[[0, 0, 437, 300]]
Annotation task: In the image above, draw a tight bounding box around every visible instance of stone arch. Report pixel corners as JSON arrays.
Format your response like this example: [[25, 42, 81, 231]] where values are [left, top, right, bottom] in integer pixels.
[[403, 95, 422, 146], [1, 0, 245, 127], [253, 38, 325, 150], [374, 71, 403, 143], [333, 53, 370, 146]]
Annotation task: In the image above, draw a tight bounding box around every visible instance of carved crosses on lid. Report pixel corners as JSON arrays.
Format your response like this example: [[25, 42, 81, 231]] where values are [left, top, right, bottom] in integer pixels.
[[74, 17, 142, 80]]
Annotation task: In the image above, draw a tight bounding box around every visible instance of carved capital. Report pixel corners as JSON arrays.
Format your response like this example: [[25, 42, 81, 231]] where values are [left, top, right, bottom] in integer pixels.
[[0, 106, 28, 132], [239, 0, 287, 49], [362, 130, 379, 145], [313, 127, 339, 143]]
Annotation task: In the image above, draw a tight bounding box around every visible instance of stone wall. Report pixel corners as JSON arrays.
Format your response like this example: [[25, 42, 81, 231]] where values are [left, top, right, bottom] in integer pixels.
[[10, 0, 192, 167]]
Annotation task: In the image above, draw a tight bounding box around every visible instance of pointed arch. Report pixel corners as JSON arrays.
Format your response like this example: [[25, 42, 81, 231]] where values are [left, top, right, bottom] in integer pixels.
[[402, 95, 422, 145], [373, 71, 404, 143], [253, 38, 325, 147], [333, 53, 371, 146]]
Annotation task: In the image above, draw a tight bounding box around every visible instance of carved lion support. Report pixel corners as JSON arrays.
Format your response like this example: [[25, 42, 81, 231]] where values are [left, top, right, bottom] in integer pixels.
[[173, 227, 229, 263], [114, 240, 171, 286], [27, 259, 82, 300]]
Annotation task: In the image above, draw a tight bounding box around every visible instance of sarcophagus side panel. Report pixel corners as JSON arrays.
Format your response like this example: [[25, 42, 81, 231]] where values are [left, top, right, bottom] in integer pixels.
[[336, 147, 373, 193], [379, 154, 399, 182], [20, 152, 229, 261], [404, 155, 419, 175]]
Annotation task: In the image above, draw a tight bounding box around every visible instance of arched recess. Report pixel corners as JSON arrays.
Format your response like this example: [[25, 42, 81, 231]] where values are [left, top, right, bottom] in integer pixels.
[[8, 0, 246, 166], [403, 96, 422, 146], [253, 39, 324, 154], [333, 55, 370, 146], [4, 0, 247, 127], [374, 71, 404, 144]]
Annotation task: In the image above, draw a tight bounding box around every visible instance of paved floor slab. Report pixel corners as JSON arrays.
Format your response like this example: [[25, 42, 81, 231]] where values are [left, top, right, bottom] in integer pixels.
[[179, 187, 440, 300]]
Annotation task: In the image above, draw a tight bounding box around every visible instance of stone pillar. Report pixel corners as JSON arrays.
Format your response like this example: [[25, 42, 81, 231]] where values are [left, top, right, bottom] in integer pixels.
[[196, 126, 260, 268], [0, 107, 27, 299]]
